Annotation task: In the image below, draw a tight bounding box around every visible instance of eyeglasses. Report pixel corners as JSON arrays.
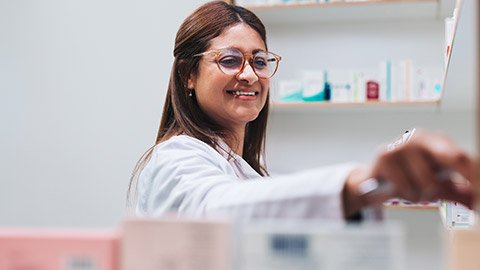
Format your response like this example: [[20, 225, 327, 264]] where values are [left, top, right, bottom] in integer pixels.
[[194, 48, 282, 79]]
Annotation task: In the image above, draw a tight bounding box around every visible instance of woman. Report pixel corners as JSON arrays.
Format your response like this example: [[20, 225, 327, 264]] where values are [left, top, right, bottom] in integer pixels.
[[128, 1, 475, 220]]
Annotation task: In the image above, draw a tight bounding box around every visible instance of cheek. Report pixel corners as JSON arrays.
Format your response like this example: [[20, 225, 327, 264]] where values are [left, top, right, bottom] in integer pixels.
[[195, 67, 229, 94]]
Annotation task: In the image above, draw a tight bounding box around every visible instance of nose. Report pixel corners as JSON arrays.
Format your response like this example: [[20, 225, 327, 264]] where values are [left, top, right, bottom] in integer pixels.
[[236, 60, 258, 84]]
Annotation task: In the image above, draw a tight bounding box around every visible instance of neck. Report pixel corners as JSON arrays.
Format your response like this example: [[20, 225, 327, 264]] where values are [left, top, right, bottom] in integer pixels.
[[226, 126, 245, 157]]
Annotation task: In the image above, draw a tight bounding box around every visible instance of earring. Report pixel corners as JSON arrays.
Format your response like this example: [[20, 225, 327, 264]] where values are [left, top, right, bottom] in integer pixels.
[[188, 89, 194, 97]]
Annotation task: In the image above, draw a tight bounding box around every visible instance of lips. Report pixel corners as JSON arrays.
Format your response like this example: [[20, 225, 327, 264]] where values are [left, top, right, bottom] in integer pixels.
[[226, 90, 259, 96]]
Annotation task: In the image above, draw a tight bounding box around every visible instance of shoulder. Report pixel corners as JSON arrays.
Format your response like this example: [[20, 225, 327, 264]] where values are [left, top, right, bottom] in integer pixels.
[[153, 135, 220, 158], [136, 135, 237, 214], [157, 134, 211, 149], [147, 135, 229, 171], [138, 135, 235, 193]]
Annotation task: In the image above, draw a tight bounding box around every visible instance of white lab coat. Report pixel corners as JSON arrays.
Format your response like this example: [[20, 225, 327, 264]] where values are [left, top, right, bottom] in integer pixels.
[[135, 135, 356, 221]]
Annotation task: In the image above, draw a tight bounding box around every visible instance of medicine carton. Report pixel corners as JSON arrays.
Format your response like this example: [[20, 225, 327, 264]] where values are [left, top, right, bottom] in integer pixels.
[[0, 228, 118, 270]]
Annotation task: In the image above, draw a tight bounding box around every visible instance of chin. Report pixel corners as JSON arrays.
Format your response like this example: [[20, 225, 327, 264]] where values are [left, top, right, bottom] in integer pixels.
[[237, 113, 260, 123], [229, 106, 263, 123]]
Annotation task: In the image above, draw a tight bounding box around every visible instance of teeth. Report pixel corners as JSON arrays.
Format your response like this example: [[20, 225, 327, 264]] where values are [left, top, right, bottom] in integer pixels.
[[232, 91, 256, 96]]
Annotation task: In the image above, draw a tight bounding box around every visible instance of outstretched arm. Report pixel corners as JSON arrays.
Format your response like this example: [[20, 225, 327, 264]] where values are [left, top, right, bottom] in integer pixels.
[[342, 129, 475, 217]]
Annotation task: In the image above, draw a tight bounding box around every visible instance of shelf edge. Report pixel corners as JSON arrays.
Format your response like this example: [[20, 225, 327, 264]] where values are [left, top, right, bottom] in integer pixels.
[[271, 100, 441, 108], [241, 0, 438, 11]]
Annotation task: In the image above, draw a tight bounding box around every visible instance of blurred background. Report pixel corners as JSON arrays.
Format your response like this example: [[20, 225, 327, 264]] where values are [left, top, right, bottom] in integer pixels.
[[0, 0, 476, 243], [1, 1, 477, 269]]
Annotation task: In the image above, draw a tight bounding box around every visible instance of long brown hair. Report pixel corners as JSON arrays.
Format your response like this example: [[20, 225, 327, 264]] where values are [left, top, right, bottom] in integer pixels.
[[127, 1, 270, 203]]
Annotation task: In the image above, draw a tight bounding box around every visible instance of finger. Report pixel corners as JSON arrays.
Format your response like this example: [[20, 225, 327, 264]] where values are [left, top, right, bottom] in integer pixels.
[[435, 180, 473, 208], [401, 146, 438, 201], [360, 178, 396, 205], [413, 132, 475, 183], [374, 150, 418, 201]]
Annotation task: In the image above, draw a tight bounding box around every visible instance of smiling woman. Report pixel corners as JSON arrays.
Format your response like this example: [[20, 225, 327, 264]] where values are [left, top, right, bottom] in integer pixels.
[[186, 23, 273, 154], [127, 1, 475, 220]]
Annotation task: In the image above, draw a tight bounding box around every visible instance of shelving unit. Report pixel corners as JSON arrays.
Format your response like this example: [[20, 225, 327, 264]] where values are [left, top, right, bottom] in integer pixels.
[[234, 0, 457, 109]]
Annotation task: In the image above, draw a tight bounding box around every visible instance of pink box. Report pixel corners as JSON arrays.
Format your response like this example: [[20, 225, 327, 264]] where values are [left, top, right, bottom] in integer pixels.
[[0, 228, 118, 270]]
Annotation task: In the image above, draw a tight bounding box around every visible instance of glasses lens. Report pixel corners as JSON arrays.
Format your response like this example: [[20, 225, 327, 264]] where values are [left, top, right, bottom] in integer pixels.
[[218, 49, 244, 75], [253, 52, 278, 78]]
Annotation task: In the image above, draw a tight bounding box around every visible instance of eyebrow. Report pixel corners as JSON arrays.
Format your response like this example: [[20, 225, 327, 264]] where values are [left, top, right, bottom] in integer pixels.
[[218, 46, 266, 54], [252, 48, 264, 54]]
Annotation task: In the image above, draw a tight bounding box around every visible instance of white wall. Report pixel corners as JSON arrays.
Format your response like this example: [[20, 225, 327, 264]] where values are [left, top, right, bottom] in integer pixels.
[[0, 0, 477, 232], [0, 0, 209, 228]]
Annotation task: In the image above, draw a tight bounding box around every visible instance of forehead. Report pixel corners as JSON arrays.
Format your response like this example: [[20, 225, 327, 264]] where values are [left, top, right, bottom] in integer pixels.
[[208, 23, 266, 53]]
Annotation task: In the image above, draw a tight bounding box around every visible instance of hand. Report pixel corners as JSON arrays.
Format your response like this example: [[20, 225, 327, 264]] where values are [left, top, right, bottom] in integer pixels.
[[343, 129, 476, 218]]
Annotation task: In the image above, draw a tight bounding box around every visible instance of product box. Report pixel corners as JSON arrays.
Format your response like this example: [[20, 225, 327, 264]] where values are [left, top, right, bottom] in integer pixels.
[[121, 217, 233, 270], [277, 80, 303, 103], [327, 69, 369, 103], [0, 228, 118, 270], [237, 221, 405, 270], [449, 228, 480, 270], [440, 201, 475, 229], [379, 60, 395, 102], [301, 70, 326, 102], [328, 69, 353, 103], [396, 60, 413, 101]]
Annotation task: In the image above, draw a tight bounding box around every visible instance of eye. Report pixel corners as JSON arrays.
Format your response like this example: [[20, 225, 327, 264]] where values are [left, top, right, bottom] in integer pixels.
[[218, 55, 242, 68], [254, 57, 267, 69]]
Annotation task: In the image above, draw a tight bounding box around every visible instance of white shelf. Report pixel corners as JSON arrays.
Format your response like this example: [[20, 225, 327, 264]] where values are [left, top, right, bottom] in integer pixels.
[[270, 100, 441, 112], [383, 199, 441, 210], [272, 100, 440, 107], [240, 0, 449, 24]]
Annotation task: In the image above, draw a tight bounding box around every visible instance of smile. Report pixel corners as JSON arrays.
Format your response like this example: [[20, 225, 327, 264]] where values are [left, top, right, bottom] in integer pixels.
[[227, 90, 258, 96]]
